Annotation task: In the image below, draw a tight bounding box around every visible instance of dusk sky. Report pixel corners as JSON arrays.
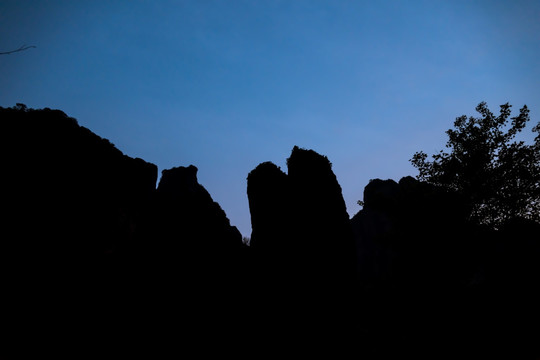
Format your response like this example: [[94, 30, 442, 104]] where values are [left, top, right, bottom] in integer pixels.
[[2, 0, 539, 237]]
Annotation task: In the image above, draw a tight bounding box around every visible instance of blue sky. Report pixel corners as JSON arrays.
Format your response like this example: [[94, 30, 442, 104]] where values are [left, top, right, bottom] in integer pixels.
[[2, 0, 539, 237]]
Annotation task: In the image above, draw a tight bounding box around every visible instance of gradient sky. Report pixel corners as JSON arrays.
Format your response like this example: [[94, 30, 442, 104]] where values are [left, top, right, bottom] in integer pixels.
[[2, 0, 539, 237]]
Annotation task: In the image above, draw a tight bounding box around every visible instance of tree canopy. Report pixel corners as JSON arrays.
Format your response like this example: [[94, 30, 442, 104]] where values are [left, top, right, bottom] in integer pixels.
[[411, 102, 540, 228]]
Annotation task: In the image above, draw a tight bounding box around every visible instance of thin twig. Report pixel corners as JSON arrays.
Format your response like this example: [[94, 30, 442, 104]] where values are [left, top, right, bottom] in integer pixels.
[[0, 44, 36, 55]]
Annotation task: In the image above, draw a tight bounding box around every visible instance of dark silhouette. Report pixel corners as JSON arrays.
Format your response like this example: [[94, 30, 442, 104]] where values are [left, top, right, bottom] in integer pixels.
[[246, 147, 358, 347], [1, 104, 248, 350], [0, 44, 36, 55], [350, 177, 540, 358], [2, 104, 539, 357], [247, 161, 291, 254], [149, 164, 244, 284], [411, 102, 540, 227], [248, 147, 355, 285], [285, 146, 356, 286], [2, 104, 157, 281], [353, 176, 473, 289]]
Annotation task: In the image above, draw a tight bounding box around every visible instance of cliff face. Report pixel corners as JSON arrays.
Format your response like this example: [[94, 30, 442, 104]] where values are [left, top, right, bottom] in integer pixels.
[[156, 164, 242, 250], [246, 146, 357, 339], [286, 146, 355, 280], [350, 177, 540, 358], [1, 105, 242, 287], [247, 146, 355, 285], [351, 176, 474, 290], [2, 105, 249, 348], [4, 104, 539, 357], [247, 161, 291, 254], [2, 105, 157, 275], [151, 165, 243, 272]]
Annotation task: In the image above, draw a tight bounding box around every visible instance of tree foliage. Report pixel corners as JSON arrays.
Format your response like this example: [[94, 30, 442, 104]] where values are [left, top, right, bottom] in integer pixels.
[[411, 102, 540, 227]]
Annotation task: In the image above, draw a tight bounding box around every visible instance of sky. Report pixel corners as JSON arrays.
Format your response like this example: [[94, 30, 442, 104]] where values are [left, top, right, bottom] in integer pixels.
[[2, 0, 539, 237]]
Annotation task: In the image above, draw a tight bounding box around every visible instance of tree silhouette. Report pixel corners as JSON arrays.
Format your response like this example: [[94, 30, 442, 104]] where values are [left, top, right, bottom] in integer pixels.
[[411, 102, 540, 227]]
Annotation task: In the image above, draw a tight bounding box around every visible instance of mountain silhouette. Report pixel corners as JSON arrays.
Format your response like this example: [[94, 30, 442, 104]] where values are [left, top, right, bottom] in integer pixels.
[[2, 104, 539, 357]]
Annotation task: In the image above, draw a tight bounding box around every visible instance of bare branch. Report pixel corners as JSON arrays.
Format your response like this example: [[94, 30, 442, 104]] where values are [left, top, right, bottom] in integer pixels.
[[0, 44, 36, 55]]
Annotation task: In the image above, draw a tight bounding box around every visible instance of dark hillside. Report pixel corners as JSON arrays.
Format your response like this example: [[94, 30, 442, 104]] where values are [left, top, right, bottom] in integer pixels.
[[351, 176, 540, 358], [1, 105, 247, 349], [2, 104, 539, 357], [2, 104, 157, 277]]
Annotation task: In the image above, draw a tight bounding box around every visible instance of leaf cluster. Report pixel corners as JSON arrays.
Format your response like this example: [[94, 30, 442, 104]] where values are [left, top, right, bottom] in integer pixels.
[[411, 102, 540, 227]]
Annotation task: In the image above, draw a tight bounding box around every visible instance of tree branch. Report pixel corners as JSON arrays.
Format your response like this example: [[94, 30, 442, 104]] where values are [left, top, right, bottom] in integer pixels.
[[0, 44, 36, 55]]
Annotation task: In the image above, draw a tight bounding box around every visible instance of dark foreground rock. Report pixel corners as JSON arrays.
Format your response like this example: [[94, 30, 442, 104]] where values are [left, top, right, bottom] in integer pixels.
[[2, 104, 539, 357], [351, 176, 540, 358], [246, 146, 358, 346], [1, 105, 249, 352]]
